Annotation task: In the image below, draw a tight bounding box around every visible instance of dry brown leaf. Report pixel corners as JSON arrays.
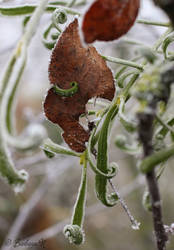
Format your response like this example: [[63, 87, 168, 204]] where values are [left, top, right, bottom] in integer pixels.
[[44, 19, 115, 152], [82, 0, 140, 43]]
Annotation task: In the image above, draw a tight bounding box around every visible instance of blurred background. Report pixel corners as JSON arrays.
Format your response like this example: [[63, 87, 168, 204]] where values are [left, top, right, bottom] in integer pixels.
[[0, 0, 174, 249]]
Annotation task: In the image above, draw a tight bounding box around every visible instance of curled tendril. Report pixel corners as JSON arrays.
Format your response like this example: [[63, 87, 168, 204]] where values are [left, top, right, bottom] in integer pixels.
[[162, 35, 174, 60], [52, 7, 68, 26], [53, 81, 78, 97], [63, 225, 84, 245], [87, 128, 118, 178], [42, 8, 68, 50], [118, 96, 137, 132], [64, 151, 87, 244], [42, 23, 59, 50], [95, 174, 119, 206]]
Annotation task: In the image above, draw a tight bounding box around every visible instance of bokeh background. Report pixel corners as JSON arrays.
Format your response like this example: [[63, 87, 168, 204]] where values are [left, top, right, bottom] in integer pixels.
[[0, 0, 174, 249]]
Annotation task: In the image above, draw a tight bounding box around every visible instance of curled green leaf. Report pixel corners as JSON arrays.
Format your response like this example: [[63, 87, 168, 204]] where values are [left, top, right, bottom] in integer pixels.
[[63, 225, 84, 245], [87, 128, 118, 178], [95, 103, 119, 206], [52, 7, 67, 25], [42, 23, 59, 50]]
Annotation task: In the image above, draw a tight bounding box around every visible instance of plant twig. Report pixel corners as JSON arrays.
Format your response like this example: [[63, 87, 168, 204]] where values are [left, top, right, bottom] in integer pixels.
[[137, 112, 168, 250], [145, 170, 168, 250]]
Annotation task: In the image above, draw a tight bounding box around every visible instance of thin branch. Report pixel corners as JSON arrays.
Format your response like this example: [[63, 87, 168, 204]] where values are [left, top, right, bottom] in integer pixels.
[[145, 171, 168, 250], [137, 112, 168, 250]]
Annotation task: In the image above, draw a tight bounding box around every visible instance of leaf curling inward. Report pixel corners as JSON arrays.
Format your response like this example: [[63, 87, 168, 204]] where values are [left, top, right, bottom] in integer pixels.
[[44, 19, 115, 152], [82, 0, 140, 43]]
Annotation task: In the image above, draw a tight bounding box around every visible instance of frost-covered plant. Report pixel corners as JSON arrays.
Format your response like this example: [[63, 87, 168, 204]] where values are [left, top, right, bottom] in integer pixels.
[[1, 1, 174, 250]]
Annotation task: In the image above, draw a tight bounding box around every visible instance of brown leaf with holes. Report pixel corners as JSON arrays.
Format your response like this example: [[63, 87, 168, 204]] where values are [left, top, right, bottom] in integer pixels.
[[44, 19, 115, 152], [82, 0, 140, 43]]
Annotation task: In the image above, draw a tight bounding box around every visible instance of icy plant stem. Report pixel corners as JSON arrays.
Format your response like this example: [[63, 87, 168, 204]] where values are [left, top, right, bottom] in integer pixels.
[[0, 0, 49, 187]]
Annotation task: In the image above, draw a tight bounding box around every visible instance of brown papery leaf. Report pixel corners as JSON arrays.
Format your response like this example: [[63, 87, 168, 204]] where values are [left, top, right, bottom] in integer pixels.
[[44, 19, 115, 152], [82, 0, 140, 43]]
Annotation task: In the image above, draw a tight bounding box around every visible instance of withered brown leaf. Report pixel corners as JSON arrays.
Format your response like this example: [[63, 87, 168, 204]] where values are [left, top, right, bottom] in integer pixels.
[[82, 0, 140, 43], [44, 19, 115, 152]]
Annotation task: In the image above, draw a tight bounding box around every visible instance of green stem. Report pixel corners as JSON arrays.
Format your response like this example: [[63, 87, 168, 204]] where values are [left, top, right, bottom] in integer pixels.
[[137, 19, 170, 27], [102, 55, 144, 71], [140, 144, 174, 173], [0, 5, 81, 16], [64, 151, 87, 245], [4, 49, 27, 134], [72, 152, 87, 226], [42, 138, 81, 157]]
